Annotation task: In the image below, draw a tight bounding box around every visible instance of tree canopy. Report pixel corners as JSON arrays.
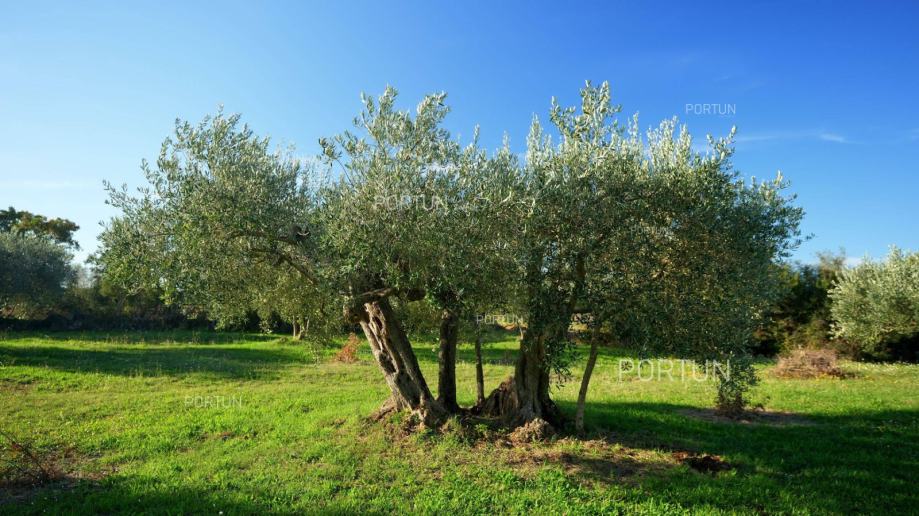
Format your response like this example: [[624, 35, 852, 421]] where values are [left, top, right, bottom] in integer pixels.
[[98, 83, 803, 427], [831, 247, 919, 358], [0, 232, 74, 318], [0, 207, 80, 248]]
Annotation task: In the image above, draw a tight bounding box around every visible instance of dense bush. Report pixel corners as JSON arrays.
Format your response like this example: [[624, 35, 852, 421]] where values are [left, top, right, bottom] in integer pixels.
[[0, 266, 209, 331]]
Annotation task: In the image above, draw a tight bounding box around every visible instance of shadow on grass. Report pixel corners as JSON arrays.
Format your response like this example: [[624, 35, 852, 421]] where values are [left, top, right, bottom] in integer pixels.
[[0, 330, 277, 345], [0, 475, 276, 515], [557, 400, 919, 514], [0, 344, 313, 380]]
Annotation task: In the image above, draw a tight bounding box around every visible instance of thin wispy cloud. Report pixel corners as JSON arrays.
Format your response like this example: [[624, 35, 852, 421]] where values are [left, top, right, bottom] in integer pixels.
[[734, 130, 853, 145], [818, 132, 848, 143]]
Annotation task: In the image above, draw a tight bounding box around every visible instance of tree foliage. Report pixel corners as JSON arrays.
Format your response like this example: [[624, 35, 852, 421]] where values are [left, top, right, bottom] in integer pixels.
[[99, 83, 804, 426], [98, 111, 334, 334], [0, 232, 74, 318], [0, 207, 80, 248], [494, 82, 803, 418], [830, 247, 919, 359]]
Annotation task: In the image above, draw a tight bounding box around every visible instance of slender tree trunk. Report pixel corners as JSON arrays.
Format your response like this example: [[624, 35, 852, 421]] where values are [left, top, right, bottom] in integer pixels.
[[292, 320, 300, 340], [474, 319, 485, 406], [437, 308, 460, 413], [358, 297, 446, 427], [575, 327, 601, 433]]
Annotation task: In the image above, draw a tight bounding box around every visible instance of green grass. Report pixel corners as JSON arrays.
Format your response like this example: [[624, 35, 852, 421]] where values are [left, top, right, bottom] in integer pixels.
[[1, 330, 917, 514]]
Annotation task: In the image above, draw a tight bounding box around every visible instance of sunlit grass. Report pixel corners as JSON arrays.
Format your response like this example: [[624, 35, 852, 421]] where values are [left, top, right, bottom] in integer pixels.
[[1, 330, 917, 514]]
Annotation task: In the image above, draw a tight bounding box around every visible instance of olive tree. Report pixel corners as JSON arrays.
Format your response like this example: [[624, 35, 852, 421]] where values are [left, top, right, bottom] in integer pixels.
[[318, 88, 517, 419], [0, 232, 74, 318], [98, 112, 331, 332], [481, 83, 802, 427], [830, 247, 919, 357], [99, 83, 802, 431], [100, 91, 514, 427]]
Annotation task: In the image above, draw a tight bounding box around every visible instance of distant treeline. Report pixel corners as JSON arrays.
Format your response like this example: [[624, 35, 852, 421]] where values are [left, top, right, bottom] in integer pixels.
[[2, 214, 917, 362]]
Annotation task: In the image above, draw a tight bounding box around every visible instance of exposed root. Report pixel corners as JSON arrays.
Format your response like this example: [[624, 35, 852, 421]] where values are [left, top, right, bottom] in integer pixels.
[[476, 376, 563, 430], [369, 397, 406, 422]]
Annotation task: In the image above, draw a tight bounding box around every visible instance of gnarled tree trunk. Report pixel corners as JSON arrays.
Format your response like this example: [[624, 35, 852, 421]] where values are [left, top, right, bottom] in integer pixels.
[[479, 328, 563, 428], [437, 308, 460, 413], [479, 255, 584, 429], [357, 297, 447, 427]]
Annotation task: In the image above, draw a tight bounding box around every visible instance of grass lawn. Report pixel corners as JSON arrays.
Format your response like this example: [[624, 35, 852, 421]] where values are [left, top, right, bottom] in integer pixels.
[[1, 330, 917, 514]]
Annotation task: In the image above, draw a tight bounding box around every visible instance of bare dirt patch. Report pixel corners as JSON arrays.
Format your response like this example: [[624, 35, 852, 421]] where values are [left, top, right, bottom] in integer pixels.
[[0, 433, 111, 507], [0, 379, 33, 393]]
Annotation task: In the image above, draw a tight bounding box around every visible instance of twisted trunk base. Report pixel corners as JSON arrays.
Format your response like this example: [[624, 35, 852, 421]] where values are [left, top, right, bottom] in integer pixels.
[[358, 298, 447, 427], [478, 332, 562, 428]]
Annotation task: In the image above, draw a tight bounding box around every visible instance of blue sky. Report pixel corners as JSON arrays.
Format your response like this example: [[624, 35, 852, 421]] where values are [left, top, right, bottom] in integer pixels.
[[2, 1, 917, 263]]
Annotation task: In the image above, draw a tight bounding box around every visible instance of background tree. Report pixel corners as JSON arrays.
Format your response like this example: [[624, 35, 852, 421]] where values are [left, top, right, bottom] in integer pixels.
[[753, 251, 846, 356], [0, 232, 74, 319], [830, 247, 919, 360], [0, 207, 80, 248]]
